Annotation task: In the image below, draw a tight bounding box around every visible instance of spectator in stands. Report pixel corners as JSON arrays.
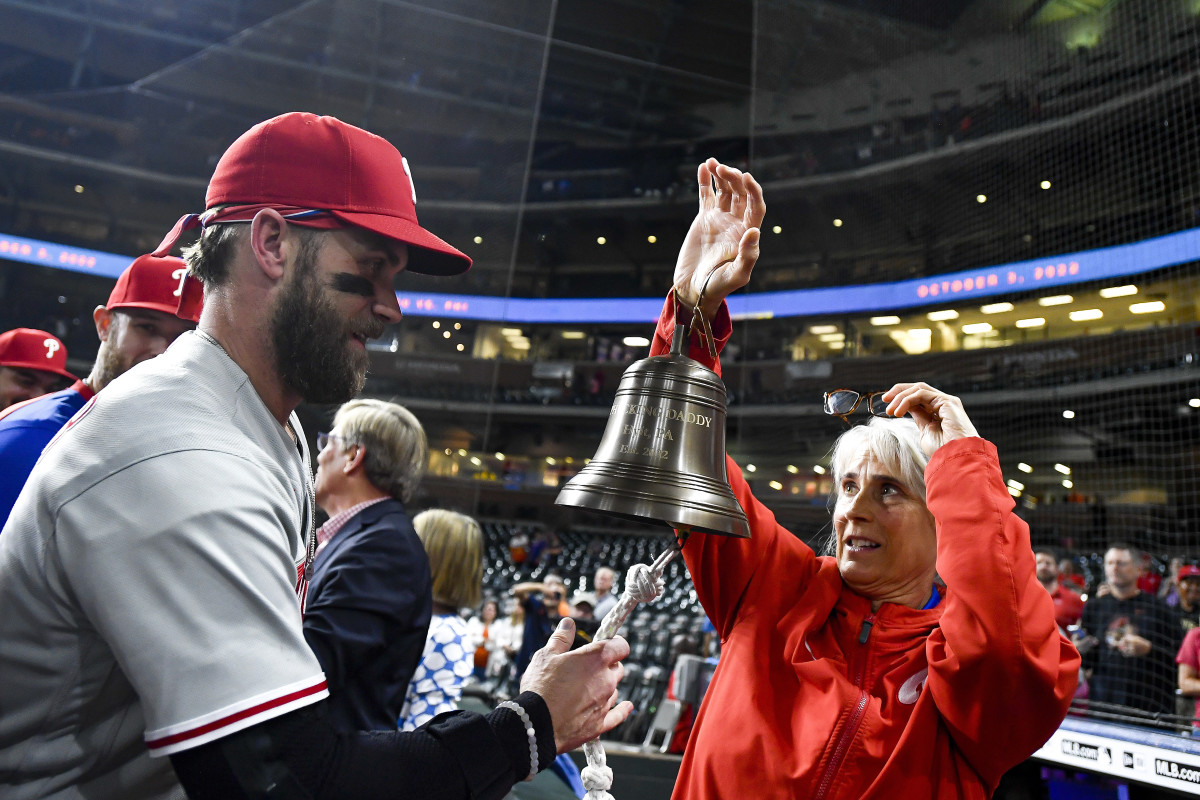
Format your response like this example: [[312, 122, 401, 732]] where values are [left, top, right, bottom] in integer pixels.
[[0, 327, 74, 410], [570, 590, 600, 643], [1076, 543, 1181, 715], [1137, 551, 1164, 596], [656, 158, 1077, 799], [1036, 547, 1084, 630], [0, 255, 201, 524], [1059, 557, 1087, 593], [1162, 557, 1185, 607], [1176, 565, 1200, 633], [592, 565, 619, 620], [508, 529, 529, 567], [467, 598, 502, 682], [1176, 627, 1200, 728], [399, 509, 484, 731], [303, 399, 432, 733]]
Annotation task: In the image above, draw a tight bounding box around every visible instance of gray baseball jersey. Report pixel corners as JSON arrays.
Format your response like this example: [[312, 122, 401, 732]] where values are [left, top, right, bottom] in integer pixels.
[[0, 332, 327, 799]]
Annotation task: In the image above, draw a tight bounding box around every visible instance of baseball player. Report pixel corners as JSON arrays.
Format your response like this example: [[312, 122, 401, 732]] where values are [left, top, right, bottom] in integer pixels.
[[0, 254, 202, 523], [0, 327, 74, 409], [0, 112, 630, 800]]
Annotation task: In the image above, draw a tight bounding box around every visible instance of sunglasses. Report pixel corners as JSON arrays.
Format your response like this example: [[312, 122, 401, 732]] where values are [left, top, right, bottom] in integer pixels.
[[822, 389, 889, 425]]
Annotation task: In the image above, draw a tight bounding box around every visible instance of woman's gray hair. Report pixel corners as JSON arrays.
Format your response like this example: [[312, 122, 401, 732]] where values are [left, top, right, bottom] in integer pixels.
[[333, 399, 427, 503], [821, 416, 930, 555]]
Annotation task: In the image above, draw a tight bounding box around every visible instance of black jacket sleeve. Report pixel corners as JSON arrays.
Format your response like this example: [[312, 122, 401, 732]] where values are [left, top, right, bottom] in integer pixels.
[[169, 693, 555, 800]]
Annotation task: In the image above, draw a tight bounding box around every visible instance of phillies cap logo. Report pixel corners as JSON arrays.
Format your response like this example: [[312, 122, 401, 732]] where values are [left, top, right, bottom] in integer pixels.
[[43, 338, 60, 359], [172, 267, 188, 297], [402, 156, 418, 205]]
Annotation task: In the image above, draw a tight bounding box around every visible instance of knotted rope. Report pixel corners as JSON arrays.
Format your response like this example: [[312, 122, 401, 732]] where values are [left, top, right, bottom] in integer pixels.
[[582, 537, 686, 800]]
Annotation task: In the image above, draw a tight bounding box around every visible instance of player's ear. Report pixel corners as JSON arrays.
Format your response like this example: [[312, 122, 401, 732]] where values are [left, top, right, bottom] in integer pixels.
[[93, 306, 114, 341], [249, 209, 290, 282]]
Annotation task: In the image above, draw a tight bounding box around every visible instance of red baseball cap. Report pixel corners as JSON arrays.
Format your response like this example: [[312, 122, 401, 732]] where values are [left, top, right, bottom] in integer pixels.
[[1179, 565, 1200, 580], [0, 328, 76, 381], [153, 113, 471, 277], [107, 254, 204, 324]]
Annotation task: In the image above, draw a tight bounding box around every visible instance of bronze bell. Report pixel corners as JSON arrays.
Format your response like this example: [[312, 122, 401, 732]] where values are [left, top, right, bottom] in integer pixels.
[[556, 322, 750, 538]]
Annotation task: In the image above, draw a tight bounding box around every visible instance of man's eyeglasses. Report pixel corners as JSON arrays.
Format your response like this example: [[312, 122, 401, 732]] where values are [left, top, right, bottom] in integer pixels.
[[822, 389, 888, 425], [316, 432, 345, 452]]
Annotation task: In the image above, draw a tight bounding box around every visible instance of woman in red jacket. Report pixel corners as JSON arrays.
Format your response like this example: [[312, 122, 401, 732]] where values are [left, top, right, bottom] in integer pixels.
[[655, 158, 1080, 800]]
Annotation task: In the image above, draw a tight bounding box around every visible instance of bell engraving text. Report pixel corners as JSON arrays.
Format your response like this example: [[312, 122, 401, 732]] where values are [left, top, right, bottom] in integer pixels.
[[611, 404, 714, 428]]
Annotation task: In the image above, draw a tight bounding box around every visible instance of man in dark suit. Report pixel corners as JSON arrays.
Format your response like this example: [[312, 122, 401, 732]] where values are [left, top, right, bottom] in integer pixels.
[[303, 398, 432, 732]]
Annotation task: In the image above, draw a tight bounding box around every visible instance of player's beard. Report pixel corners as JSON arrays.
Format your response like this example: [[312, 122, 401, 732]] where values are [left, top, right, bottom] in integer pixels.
[[270, 247, 381, 404], [91, 313, 136, 389]]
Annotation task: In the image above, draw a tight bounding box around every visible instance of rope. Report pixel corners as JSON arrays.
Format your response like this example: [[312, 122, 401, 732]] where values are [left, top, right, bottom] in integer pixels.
[[581, 539, 684, 800]]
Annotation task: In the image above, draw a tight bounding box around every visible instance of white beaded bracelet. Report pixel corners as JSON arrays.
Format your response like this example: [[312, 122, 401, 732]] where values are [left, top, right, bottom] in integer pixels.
[[497, 700, 539, 781]]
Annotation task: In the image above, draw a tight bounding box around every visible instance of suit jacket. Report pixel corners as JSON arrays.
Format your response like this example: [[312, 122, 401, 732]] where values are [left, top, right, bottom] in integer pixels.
[[302, 498, 432, 732]]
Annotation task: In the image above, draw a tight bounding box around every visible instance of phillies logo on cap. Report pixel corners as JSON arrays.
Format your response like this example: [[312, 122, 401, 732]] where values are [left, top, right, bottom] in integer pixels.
[[402, 157, 418, 205], [43, 338, 60, 359], [172, 267, 188, 298]]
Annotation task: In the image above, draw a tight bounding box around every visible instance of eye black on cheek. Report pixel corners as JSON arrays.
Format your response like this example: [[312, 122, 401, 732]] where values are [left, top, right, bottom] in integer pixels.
[[331, 272, 376, 297]]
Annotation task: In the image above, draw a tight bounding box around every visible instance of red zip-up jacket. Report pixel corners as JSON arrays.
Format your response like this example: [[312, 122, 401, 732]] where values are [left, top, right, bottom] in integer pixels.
[[650, 297, 1079, 799]]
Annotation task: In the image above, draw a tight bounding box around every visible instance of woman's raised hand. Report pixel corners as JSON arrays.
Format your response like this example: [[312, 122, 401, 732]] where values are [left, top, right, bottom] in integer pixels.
[[882, 382, 979, 457], [672, 158, 766, 320]]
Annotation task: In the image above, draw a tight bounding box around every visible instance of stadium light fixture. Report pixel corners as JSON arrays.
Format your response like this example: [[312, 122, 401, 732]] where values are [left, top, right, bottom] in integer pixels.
[[870, 316, 901, 326], [1062, 480, 1074, 489], [809, 325, 838, 334], [473, 235, 483, 244], [457, 449, 468, 457], [1015, 317, 1045, 328], [1130, 301, 1166, 314], [432, 320, 441, 329], [819, 333, 845, 342], [927, 309, 959, 321], [597, 236, 606, 245], [976, 194, 987, 204], [561, 331, 586, 339], [833, 218, 843, 227], [772, 226, 782, 234], [1038, 295, 1073, 306], [1054, 463, 1071, 475], [1018, 462, 1033, 473], [456, 343, 464, 351], [786, 465, 799, 474], [813, 465, 826, 475], [745, 464, 757, 473], [827, 341, 844, 349], [962, 322, 992, 334], [1040, 180, 1051, 190], [1063, 410, 1075, 419], [622, 336, 650, 347], [1190, 398, 1200, 408], [1099, 284, 1137, 298], [769, 481, 783, 491], [1007, 479, 1025, 491], [648, 235, 657, 243], [495, 452, 505, 460], [501, 328, 522, 336], [981, 302, 1014, 314], [442, 331, 451, 339], [1068, 309, 1102, 321], [1008, 486, 1022, 497]]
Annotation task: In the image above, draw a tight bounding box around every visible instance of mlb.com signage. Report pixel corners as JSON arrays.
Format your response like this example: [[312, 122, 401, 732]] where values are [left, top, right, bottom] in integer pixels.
[[1033, 723, 1200, 794]]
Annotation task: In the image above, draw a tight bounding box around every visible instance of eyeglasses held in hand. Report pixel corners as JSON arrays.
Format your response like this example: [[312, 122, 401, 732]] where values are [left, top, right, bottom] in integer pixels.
[[822, 389, 889, 425]]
